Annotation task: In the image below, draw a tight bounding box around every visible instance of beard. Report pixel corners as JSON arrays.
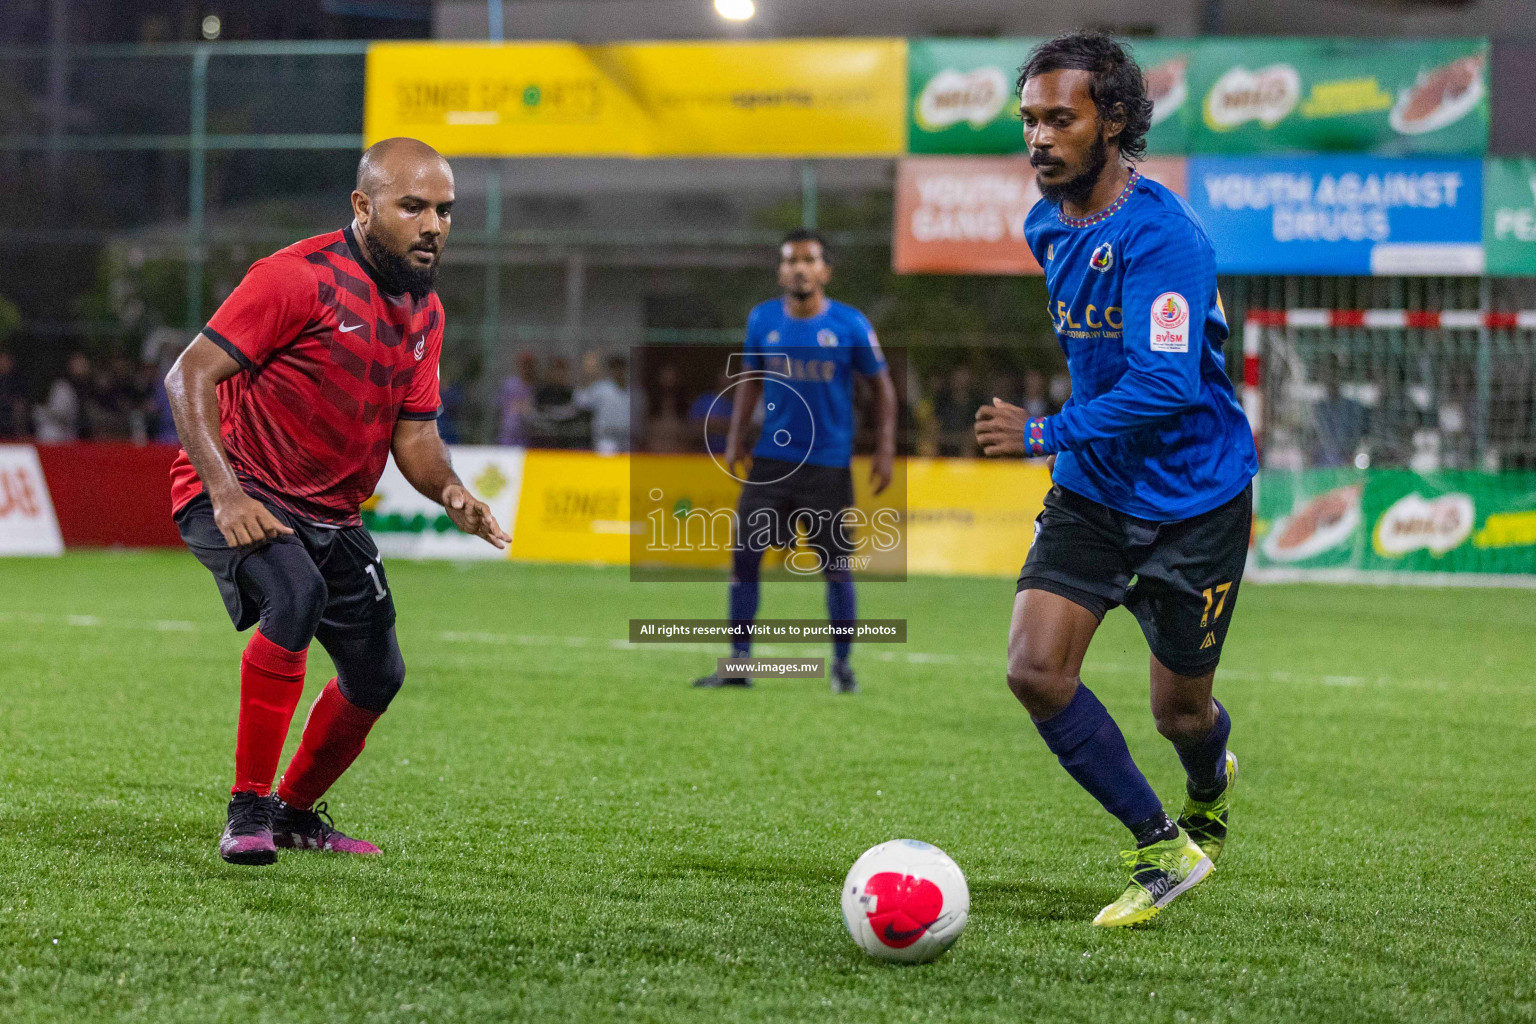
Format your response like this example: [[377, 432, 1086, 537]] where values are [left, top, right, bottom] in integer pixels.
[[1034, 131, 1110, 209], [360, 226, 440, 300]]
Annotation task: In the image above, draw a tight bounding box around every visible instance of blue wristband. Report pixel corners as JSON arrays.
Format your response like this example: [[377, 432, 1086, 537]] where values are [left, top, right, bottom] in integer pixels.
[[1024, 417, 1049, 456]]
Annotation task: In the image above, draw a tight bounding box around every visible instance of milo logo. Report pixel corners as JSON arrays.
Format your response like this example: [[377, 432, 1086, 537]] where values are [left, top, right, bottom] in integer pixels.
[[1372, 492, 1475, 557], [1204, 64, 1301, 131], [915, 67, 1011, 131]]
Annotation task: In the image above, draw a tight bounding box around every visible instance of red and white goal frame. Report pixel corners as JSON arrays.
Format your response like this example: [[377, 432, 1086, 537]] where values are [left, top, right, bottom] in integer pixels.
[[1239, 308, 1536, 433]]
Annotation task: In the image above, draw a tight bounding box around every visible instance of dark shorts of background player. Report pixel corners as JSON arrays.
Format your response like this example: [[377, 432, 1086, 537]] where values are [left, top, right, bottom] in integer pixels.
[[174, 492, 396, 642], [737, 456, 856, 571], [1016, 482, 1253, 677]]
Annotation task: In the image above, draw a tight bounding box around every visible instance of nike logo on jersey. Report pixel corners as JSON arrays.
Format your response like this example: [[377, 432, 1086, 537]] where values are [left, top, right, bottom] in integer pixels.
[[338, 322, 365, 333]]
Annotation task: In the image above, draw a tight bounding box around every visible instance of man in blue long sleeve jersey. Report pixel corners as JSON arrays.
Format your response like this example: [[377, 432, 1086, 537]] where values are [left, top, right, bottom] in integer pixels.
[[974, 32, 1258, 928]]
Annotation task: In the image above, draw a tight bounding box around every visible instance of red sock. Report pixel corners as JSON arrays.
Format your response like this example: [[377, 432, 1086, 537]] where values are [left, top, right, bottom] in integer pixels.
[[233, 630, 308, 796], [276, 679, 382, 810]]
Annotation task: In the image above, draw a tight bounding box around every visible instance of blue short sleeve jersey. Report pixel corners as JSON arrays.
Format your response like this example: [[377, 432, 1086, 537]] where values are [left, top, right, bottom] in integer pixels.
[[742, 298, 887, 469], [1024, 171, 1257, 521]]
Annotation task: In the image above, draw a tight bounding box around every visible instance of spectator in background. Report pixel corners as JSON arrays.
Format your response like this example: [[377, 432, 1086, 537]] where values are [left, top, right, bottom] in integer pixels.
[[438, 380, 465, 443], [536, 356, 574, 412], [687, 368, 734, 455], [645, 362, 685, 453], [1023, 368, 1052, 417], [933, 365, 978, 456], [1049, 373, 1072, 409], [84, 359, 121, 439], [0, 351, 28, 439], [573, 352, 630, 454], [497, 351, 538, 446], [148, 336, 187, 443], [987, 372, 1019, 410], [1312, 358, 1366, 467], [34, 352, 92, 442], [90, 354, 151, 442]]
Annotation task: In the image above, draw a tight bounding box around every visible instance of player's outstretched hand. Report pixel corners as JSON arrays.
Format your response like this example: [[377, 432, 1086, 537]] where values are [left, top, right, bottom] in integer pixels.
[[213, 491, 295, 549], [442, 483, 510, 549], [974, 397, 1027, 457]]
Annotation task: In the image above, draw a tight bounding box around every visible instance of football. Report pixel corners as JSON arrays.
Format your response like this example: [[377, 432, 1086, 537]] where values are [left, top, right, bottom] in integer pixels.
[[840, 839, 969, 963]]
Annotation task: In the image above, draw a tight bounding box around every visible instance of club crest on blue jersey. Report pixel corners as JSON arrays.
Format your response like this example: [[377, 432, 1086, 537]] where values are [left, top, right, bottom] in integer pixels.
[[743, 298, 887, 470], [1046, 243, 1055, 262], [1090, 242, 1113, 273]]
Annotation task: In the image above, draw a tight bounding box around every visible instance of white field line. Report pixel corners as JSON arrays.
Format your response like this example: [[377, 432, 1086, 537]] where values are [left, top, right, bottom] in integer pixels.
[[0, 609, 1457, 691]]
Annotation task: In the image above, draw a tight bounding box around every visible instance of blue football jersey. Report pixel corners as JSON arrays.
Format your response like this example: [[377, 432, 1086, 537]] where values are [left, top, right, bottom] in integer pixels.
[[742, 298, 886, 469], [1024, 170, 1257, 520]]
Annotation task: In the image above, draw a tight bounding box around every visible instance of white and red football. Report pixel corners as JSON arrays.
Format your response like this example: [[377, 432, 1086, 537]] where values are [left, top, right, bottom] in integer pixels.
[[841, 839, 969, 963]]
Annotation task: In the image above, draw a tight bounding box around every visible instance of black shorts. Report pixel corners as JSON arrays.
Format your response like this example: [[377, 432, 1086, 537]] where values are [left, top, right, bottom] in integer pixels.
[[737, 456, 857, 570], [1017, 482, 1253, 677], [175, 493, 396, 640]]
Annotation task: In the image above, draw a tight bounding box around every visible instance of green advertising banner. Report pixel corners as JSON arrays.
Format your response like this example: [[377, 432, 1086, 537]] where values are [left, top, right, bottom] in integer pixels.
[[1485, 158, 1536, 276], [907, 38, 1026, 155], [1253, 469, 1536, 580], [906, 38, 1194, 155], [1189, 37, 1488, 155], [908, 37, 1490, 157]]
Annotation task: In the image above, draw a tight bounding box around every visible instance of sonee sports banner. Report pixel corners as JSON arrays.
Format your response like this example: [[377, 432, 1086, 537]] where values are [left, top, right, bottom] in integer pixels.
[[365, 39, 907, 158]]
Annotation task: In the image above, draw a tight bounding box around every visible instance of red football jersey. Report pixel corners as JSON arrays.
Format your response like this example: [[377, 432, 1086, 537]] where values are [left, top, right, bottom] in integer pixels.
[[169, 227, 444, 526]]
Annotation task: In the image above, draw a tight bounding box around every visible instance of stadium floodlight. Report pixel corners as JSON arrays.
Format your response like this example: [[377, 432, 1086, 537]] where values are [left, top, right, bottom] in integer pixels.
[[714, 0, 755, 21]]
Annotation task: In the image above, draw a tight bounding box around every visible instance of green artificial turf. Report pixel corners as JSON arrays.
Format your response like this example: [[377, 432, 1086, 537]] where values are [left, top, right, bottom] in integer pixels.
[[2, 552, 1534, 1023]]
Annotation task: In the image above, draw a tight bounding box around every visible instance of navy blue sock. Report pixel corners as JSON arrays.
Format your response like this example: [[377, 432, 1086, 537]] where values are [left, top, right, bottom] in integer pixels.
[[729, 546, 763, 659], [825, 573, 855, 662], [1033, 684, 1165, 835], [1176, 699, 1231, 801]]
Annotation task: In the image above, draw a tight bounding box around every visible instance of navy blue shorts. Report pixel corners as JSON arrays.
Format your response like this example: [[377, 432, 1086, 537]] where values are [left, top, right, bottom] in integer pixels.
[[175, 492, 396, 642], [736, 456, 857, 569], [1017, 483, 1253, 677]]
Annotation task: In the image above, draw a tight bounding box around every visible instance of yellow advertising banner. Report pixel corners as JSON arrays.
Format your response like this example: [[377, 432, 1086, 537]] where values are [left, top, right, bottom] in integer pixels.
[[508, 450, 631, 565], [365, 38, 907, 158], [629, 454, 907, 578], [903, 457, 1050, 577], [509, 451, 1049, 577], [629, 452, 745, 574]]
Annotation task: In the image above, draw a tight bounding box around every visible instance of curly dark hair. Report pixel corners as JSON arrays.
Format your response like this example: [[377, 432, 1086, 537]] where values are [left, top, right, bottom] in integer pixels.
[[1016, 31, 1154, 163], [781, 227, 831, 264]]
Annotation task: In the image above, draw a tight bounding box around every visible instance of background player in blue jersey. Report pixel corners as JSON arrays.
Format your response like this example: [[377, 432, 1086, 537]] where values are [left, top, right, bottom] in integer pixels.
[[692, 229, 897, 693], [973, 33, 1259, 928]]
